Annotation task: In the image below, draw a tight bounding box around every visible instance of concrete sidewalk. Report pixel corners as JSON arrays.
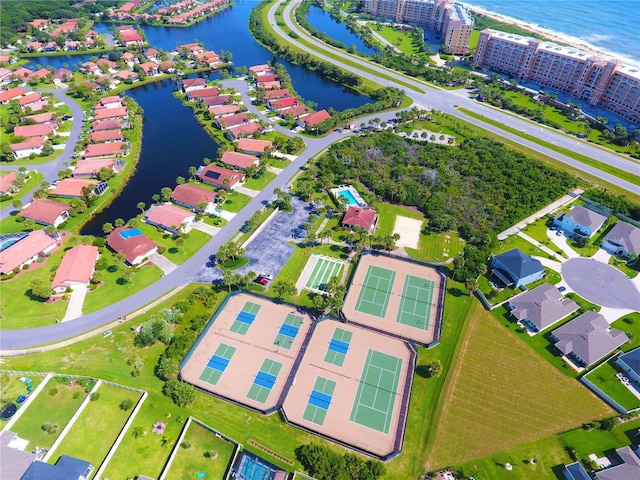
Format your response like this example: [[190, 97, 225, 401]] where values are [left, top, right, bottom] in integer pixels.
[[62, 284, 88, 322]]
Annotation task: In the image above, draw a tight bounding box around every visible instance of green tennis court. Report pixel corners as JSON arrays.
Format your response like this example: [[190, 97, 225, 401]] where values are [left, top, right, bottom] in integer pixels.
[[354, 265, 396, 318], [273, 313, 304, 350], [247, 358, 282, 404], [349, 350, 402, 434], [305, 255, 343, 291], [229, 301, 262, 335], [302, 376, 336, 425], [199, 343, 236, 386], [397, 275, 434, 330], [324, 328, 353, 367]]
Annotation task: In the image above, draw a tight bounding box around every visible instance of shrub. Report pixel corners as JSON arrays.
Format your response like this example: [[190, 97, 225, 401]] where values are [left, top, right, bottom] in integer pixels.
[[48, 387, 58, 396], [163, 380, 195, 407], [157, 246, 167, 254], [90, 392, 100, 401], [180, 441, 192, 449], [120, 399, 134, 411], [42, 423, 58, 434]]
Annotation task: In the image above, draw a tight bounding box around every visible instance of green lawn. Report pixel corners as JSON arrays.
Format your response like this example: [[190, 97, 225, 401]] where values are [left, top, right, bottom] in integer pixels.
[[11, 379, 88, 450], [426, 301, 612, 469], [0, 171, 43, 208], [582, 360, 640, 412], [520, 216, 568, 258], [494, 234, 558, 260], [560, 417, 640, 459], [376, 202, 424, 237], [372, 25, 424, 56], [405, 230, 465, 263], [164, 421, 236, 480], [468, 30, 480, 50], [611, 312, 640, 352], [221, 191, 251, 213], [52, 383, 142, 478], [0, 375, 44, 405], [136, 222, 212, 264], [243, 171, 277, 191]]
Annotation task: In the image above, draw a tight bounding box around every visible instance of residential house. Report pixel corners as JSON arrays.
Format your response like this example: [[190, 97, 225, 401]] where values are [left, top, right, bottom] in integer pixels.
[[178, 42, 204, 57], [24, 112, 57, 125], [201, 95, 230, 107], [92, 118, 125, 132], [563, 446, 640, 480], [144, 204, 195, 235], [114, 71, 139, 82], [107, 227, 158, 265], [26, 41, 43, 52], [20, 199, 69, 227], [490, 248, 545, 288], [286, 105, 310, 119], [13, 124, 55, 138], [263, 88, 289, 100], [197, 51, 220, 67], [257, 80, 281, 90], [98, 96, 123, 109], [197, 165, 245, 190], [219, 151, 259, 170], [29, 19, 49, 30], [171, 183, 218, 213], [43, 41, 59, 53], [267, 97, 298, 111], [550, 311, 628, 367], [208, 104, 240, 116], [256, 73, 278, 83], [50, 178, 108, 198], [249, 64, 272, 75], [0, 67, 12, 84], [80, 62, 100, 75], [94, 106, 128, 121], [615, 347, 640, 384], [341, 206, 377, 233], [187, 87, 220, 101], [298, 109, 331, 127], [181, 77, 206, 92], [160, 60, 176, 73], [0, 171, 18, 195], [237, 138, 273, 155], [215, 113, 249, 129], [10, 136, 46, 159], [29, 68, 51, 81], [144, 48, 159, 62], [64, 40, 81, 51], [22, 99, 49, 113], [89, 129, 123, 143], [97, 58, 118, 72], [0, 431, 37, 479], [121, 52, 137, 68], [120, 30, 145, 47], [51, 244, 99, 293], [52, 68, 72, 83], [0, 229, 58, 274], [83, 142, 125, 160], [226, 122, 261, 141], [10, 67, 34, 81], [555, 205, 607, 238], [22, 455, 93, 480], [507, 283, 579, 333], [602, 221, 640, 258], [139, 61, 160, 76], [17, 92, 43, 108], [72, 159, 123, 178]]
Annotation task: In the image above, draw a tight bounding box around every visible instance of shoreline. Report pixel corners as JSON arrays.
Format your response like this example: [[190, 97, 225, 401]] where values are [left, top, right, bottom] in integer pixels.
[[461, 2, 640, 67]]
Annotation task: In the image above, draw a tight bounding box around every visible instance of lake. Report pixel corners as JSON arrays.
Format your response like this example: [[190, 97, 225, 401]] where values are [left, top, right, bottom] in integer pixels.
[[306, 5, 378, 56]]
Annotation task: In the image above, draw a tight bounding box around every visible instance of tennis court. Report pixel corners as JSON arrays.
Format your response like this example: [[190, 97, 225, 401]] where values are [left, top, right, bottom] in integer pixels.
[[397, 275, 434, 330], [302, 376, 337, 425], [350, 350, 403, 434], [354, 265, 396, 318], [273, 313, 304, 350], [199, 343, 236, 386], [247, 358, 282, 404], [229, 301, 261, 335]]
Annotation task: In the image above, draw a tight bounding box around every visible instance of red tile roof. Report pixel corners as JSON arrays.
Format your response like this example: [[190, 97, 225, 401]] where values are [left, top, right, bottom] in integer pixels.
[[286, 105, 310, 118], [342, 206, 377, 230], [21, 199, 69, 225], [84, 142, 124, 159], [107, 227, 158, 265], [301, 109, 331, 126], [257, 73, 278, 83], [145, 204, 195, 230], [99, 96, 122, 107], [17, 92, 42, 106], [51, 244, 99, 289], [72, 160, 117, 177], [237, 139, 272, 154], [10, 135, 46, 152], [216, 113, 249, 129], [94, 106, 128, 120], [14, 124, 54, 138], [268, 97, 297, 110], [51, 178, 99, 197], [227, 122, 261, 140], [182, 78, 206, 90], [220, 151, 259, 170], [92, 119, 123, 131], [25, 112, 56, 124], [0, 171, 17, 194], [0, 229, 57, 274], [201, 95, 230, 106], [264, 88, 289, 100], [89, 129, 123, 143], [257, 80, 281, 90], [249, 64, 271, 73], [171, 183, 217, 208], [189, 87, 220, 99], [198, 165, 245, 189], [208, 104, 240, 116]]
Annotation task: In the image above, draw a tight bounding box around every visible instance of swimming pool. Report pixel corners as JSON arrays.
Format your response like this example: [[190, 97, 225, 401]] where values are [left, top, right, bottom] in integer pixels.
[[238, 454, 273, 480], [0, 233, 28, 252], [338, 189, 359, 206]]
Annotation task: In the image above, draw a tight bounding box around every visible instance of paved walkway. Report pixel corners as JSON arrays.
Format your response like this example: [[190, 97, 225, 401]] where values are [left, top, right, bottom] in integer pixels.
[[235, 185, 260, 197], [62, 284, 88, 322], [191, 221, 220, 236], [149, 252, 178, 275], [547, 231, 581, 259], [533, 255, 562, 272]]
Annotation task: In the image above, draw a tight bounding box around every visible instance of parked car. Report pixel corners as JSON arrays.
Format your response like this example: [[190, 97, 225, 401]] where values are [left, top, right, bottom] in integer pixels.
[[255, 277, 268, 286]]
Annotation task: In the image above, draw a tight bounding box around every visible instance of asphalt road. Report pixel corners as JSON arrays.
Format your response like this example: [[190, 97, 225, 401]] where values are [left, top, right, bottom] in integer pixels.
[[2, 4, 639, 350]]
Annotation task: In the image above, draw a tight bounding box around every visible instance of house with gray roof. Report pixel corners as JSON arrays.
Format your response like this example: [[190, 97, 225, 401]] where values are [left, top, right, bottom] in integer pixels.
[[555, 205, 607, 238], [507, 283, 579, 333], [602, 221, 640, 259], [490, 248, 545, 288], [563, 446, 640, 480], [615, 346, 640, 385], [0, 431, 35, 480], [21, 455, 93, 480], [550, 311, 628, 368]]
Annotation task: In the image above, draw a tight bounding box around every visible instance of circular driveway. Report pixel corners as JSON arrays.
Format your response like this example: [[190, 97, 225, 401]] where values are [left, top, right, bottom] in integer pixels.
[[562, 258, 640, 310]]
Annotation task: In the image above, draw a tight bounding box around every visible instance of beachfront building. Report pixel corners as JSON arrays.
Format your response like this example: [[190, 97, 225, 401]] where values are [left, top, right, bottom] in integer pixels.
[[361, 0, 474, 54], [474, 29, 640, 123]]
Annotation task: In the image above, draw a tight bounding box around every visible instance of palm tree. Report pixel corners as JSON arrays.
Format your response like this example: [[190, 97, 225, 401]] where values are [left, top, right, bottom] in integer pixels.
[[137, 202, 145, 214]]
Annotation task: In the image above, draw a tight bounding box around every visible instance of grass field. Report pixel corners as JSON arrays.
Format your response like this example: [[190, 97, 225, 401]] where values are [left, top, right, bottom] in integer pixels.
[[52, 383, 141, 478], [136, 222, 212, 265], [0, 375, 44, 405], [425, 301, 612, 469], [11, 380, 88, 450], [582, 360, 640, 412], [372, 24, 424, 56], [243, 172, 277, 191], [405, 230, 465, 263], [221, 191, 252, 213], [165, 421, 236, 480], [560, 417, 640, 459], [611, 312, 640, 352], [494, 234, 558, 260]]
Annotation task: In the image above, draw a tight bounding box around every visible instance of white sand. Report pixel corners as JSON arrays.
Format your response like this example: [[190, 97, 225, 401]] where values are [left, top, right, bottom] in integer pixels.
[[393, 216, 422, 249]]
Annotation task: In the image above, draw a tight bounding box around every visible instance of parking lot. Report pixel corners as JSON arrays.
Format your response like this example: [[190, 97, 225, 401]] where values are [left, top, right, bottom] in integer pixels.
[[193, 196, 311, 283]]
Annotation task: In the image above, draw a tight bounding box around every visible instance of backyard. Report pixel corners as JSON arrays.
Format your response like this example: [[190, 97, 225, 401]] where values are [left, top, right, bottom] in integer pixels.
[[582, 360, 640, 412]]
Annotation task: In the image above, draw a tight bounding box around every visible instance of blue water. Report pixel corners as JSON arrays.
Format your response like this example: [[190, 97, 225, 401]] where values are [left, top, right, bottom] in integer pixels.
[[0, 233, 28, 252], [338, 189, 358, 206], [465, 0, 640, 65], [307, 5, 379, 56]]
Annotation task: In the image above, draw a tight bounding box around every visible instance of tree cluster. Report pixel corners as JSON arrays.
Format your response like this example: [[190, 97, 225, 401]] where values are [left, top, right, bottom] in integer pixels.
[[296, 443, 385, 480]]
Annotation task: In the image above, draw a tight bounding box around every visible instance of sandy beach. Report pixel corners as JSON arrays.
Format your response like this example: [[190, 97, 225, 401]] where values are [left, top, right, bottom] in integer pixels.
[[461, 2, 627, 62]]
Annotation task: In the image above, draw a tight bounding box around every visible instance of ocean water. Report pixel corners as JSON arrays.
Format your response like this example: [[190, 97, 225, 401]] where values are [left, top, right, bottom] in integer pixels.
[[464, 0, 640, 65]]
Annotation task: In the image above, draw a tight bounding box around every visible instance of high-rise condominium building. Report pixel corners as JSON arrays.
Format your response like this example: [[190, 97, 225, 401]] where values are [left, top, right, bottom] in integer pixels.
[[474, 29, 640, 123], [362, 0, 474, 55]]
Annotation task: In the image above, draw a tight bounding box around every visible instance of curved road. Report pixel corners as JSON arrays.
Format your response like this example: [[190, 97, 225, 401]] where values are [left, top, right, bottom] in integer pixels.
[[2, 3, 639, 350]]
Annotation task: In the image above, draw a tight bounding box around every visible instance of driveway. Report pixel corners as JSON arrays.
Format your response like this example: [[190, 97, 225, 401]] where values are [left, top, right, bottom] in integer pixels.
[[548, 231, 581, 259], [62, 284, 88, 322], [191, 221, 221, 236], [149, 252, 178, 275]]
